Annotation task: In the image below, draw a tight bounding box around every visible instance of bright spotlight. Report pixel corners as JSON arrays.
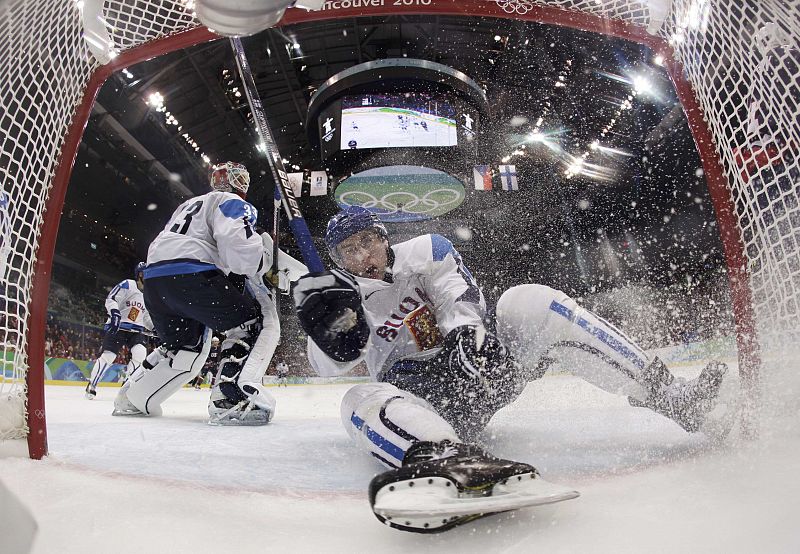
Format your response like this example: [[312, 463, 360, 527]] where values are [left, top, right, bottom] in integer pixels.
[[568, 159, 584, 174], [147, 92, 164, 109], [633, 76, 652, 94]]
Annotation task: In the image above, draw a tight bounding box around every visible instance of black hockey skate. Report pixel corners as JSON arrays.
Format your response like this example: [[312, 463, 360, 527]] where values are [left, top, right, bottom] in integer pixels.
[[84, 383, 96, 400], [368, 440, 579, 533]]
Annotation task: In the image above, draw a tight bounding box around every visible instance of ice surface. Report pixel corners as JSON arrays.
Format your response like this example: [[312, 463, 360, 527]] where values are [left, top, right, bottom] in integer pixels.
[[1, 368, 800, 553]]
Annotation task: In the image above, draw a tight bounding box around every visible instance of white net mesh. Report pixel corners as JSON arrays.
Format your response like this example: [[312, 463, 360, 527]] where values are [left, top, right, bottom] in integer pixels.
[[0, 0, 798, 449], [0, 0, 196, 444]]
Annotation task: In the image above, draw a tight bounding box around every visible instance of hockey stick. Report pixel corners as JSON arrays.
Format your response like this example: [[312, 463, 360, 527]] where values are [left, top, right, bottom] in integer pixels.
[[272, 174, 282, 305], [229, 36, 324, 273]]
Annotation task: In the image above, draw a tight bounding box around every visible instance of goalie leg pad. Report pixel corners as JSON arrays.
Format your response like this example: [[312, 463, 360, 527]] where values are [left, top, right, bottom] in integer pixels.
[[208, 290, 281, 426], [123, 332, 212, 416]]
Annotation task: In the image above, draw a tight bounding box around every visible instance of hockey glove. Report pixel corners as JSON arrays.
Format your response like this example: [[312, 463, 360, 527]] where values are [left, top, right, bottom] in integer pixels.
[[293, 269, 369, 362], [440, 325, 520, 398], [108, 309, 122, 335]]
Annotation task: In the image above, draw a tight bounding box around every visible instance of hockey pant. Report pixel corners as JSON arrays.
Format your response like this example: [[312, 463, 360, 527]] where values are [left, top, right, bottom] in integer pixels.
[[495, 284, 653, 402], [125, 330, 213, 416], [341, 382, 460, 469]]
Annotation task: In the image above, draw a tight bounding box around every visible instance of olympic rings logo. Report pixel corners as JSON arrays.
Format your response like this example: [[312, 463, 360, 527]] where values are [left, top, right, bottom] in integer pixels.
[[338, 188, 463, 214]]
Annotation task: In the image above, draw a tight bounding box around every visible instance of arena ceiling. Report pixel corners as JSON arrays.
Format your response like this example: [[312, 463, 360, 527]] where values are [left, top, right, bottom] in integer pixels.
[[60, 14, 725, 301]]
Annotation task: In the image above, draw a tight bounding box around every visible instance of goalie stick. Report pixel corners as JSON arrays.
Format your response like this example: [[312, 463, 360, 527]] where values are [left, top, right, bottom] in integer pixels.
[[230, 36, 324, 273]]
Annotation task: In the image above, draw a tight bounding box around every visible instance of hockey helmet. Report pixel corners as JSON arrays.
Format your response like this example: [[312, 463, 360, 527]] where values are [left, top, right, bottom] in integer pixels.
[[325, 205, 387, 264], [210, 161, 250, 196], [134, 261, 146, 280]]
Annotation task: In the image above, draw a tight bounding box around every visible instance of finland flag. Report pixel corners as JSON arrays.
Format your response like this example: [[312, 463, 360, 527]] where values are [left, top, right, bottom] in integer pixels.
[[499, 165, 518, 191]]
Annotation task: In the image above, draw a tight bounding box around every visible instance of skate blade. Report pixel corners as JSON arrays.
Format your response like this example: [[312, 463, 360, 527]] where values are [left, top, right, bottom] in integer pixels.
[[207, 412, 270, 426], [111, 408, 146, 417], [373, 473, 579, 521]]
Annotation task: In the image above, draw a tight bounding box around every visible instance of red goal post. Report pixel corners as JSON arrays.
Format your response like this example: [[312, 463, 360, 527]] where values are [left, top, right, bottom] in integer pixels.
[[2, 0, 796, 458]]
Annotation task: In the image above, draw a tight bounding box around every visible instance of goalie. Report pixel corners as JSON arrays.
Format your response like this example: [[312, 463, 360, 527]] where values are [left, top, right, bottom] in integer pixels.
[[113, 161, 306, 425], [292, 206, 738, 532]]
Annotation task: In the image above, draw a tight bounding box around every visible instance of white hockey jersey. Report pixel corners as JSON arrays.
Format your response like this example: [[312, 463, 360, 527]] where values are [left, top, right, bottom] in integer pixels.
[[308, 234, 486, 379], [105, 279, 153, 333], [144, 191, 263, 279]]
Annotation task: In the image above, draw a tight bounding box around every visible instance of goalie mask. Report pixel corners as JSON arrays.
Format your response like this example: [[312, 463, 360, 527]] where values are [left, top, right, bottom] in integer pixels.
[[210, 162, 250, 196]]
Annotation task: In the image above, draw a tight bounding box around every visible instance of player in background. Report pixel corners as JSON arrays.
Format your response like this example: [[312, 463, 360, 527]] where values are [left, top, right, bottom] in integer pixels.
[[113, 161, 306, 425], [85, 263, 154, 399], [292, 206, 736, 532], [190, 336, 221, 389], [275, 360, 289, 387]]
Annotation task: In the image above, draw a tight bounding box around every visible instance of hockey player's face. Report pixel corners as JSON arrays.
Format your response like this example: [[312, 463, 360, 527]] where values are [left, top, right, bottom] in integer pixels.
[[337, 229, 388, 280]]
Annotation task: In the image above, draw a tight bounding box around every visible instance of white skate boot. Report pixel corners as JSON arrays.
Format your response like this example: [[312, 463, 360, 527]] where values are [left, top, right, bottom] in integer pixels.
[[111, 381, 145, 416], [207, 382, 275, 426]]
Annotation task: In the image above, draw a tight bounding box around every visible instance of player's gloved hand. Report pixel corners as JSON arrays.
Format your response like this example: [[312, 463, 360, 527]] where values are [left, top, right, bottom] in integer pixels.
[[441, 325, 520, 396], [293, 269, 369, 362], [108, 309, 122, 335]]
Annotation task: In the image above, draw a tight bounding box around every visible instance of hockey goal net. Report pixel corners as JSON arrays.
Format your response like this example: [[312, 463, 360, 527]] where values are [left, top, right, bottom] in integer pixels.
[[0, 0, 797, 458]]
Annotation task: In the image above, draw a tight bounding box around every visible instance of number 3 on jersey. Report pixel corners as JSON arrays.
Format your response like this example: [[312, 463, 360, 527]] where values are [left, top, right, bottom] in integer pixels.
[[170, 200, 203, 235]]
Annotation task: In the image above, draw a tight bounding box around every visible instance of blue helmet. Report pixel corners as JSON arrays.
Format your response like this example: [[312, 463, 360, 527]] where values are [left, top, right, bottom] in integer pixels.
[[134, 261, 146, 280], [325, 206, 387, 259]]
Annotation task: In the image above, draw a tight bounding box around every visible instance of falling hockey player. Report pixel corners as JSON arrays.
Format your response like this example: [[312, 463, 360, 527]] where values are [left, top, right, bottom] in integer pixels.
[[113, 161, 306, 425], [292, 205, 738, 532]]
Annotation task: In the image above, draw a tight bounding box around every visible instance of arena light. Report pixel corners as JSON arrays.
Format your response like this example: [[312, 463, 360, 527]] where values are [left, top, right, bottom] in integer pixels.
[[632, 75, 653, 95], [146, 91, 209, 164], [147, 92, 165, 110], [593, 143, 633, 157]]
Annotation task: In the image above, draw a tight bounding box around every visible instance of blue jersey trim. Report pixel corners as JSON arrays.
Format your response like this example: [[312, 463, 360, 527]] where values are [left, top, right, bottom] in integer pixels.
[[219, 198, 258, 224], [549, 300, 645, 369], [350, 412, 405, 461], [105, 322, 146, 333], [143, 261, 217, 279], [430, 234, 454, 262]]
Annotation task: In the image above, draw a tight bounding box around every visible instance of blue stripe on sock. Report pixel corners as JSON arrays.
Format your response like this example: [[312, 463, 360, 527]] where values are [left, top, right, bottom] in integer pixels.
[[350, 412, 405, 461], [91, 360, 108, 388], [549, 300, 646, 369]]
